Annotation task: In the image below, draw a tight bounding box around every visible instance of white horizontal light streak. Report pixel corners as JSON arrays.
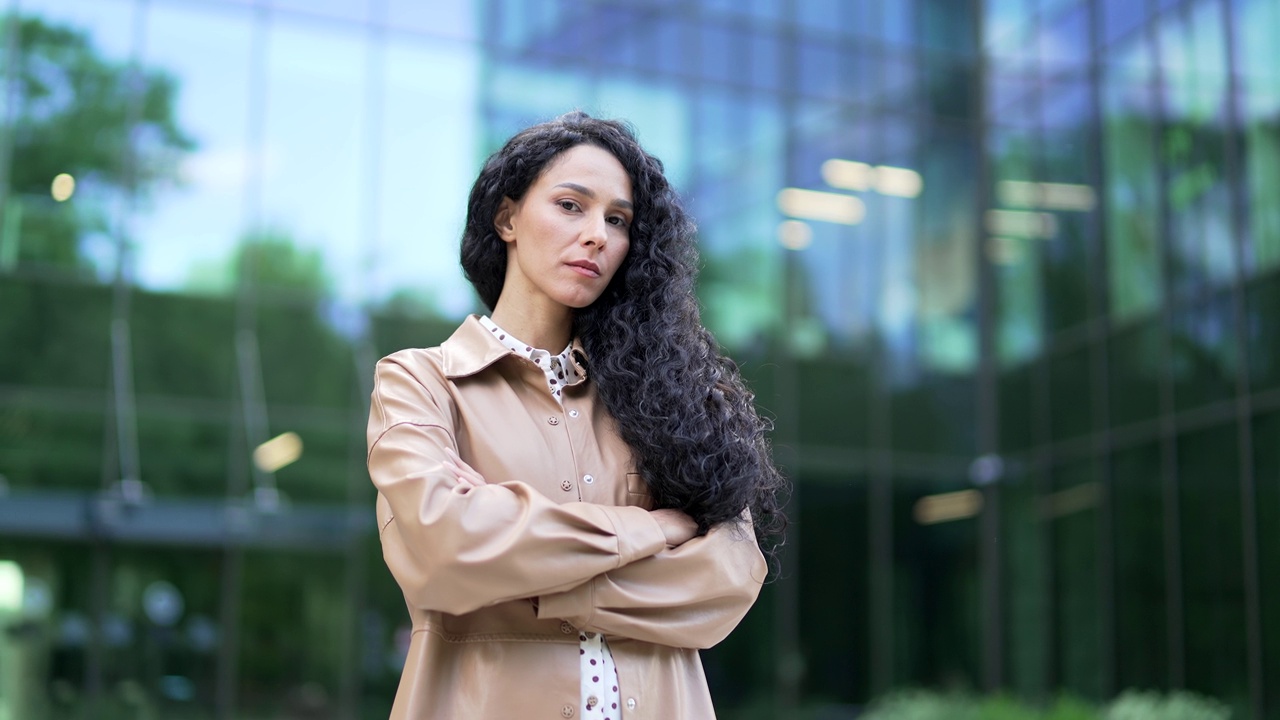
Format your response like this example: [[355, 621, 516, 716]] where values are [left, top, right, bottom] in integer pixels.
[[1040, 482, 1101, 519], [822, 159, 924, 198], [821, 159, 875, 191], [776, 188, 866, 225], [996, 180, 1096, 212], [873, 165, 924, 198], [985, 209, 1058, 239], [253, 431, 304, 473], [913, 489, 984, 525]]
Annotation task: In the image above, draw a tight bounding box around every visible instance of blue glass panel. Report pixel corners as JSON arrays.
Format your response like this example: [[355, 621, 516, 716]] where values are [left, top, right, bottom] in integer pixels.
[[134, 2, 254, 297], [375, 39, 482, 319]]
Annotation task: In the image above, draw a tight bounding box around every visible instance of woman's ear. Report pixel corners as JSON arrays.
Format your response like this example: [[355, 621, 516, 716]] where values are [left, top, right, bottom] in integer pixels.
[[494, 198, 517, 243]]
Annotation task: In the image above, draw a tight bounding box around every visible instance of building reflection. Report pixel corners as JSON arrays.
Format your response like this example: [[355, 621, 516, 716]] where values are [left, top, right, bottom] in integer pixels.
[[1, 0, 1278, 718]]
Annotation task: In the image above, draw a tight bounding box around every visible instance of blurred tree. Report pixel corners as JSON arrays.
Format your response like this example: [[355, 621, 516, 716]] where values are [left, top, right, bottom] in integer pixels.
[[185, 229, 334, 301], [1, 14, 194, 271]]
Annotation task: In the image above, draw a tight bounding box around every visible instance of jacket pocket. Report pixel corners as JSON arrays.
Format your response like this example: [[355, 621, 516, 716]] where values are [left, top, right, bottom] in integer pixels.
[[625, 472, 654, 510]]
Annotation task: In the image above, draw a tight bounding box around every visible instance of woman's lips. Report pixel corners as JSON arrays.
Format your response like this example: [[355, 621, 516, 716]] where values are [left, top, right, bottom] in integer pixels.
[[567, 260, 601, 278]]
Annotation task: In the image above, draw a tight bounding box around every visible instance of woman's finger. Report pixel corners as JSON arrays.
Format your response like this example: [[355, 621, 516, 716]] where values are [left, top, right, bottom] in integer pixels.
[[442, 453, 484, 487]]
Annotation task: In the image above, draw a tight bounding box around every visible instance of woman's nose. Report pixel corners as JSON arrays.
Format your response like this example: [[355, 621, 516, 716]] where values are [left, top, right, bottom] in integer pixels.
[[582, 213, 609, 246]]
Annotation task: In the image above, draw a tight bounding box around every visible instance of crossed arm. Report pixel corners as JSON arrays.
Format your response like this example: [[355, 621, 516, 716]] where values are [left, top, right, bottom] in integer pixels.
[[443, 447, 767, 649], [368, 356, 766, 649]]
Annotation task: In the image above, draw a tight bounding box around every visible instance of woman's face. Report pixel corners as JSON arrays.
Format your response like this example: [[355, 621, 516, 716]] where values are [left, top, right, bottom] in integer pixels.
[[494, 144, 634, 312]]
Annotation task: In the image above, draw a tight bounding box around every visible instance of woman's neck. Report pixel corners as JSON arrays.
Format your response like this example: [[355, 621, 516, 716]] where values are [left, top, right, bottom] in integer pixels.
[[489, 299, 573, 352]]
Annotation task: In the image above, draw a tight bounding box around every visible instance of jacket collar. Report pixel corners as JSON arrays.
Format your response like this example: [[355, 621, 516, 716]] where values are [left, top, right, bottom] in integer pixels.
[[442, 314, 589, 384]]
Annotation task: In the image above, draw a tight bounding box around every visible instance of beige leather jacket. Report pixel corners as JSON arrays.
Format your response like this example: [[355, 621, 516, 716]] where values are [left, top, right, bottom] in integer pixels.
[[367, 315, 767, 719]]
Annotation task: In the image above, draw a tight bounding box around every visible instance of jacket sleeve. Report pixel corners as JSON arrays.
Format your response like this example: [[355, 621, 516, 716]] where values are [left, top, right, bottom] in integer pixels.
[[533, 513, 767, 649], [368, 356, 668, 616]]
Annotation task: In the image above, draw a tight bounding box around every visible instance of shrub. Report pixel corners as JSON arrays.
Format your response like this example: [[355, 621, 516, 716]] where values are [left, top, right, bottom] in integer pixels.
[[1104, 690, 1231, 720], [859, 689, 980, 720]]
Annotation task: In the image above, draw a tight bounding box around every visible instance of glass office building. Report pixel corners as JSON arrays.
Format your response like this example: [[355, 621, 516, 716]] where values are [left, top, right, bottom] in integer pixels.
[[0, 0, 1276, 718]]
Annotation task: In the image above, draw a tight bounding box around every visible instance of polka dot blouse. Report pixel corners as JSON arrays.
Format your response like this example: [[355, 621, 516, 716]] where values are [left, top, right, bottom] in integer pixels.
[[479, 316, 620, 719]]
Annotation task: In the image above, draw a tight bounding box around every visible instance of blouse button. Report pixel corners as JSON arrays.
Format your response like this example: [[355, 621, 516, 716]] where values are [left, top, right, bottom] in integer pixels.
[[586, 695, 599, 709], [547, 416, 559, 426], [560, 479, 573, 492], [561, 703, 574, 717], [626, 698, 637, 709], [568, 409, 579, 418], [559, 621, 575, 634], [583, 474, 594, 484]]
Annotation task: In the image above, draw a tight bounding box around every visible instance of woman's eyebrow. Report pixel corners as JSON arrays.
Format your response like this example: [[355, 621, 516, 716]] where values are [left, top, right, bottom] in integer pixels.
[[554, 182, 634, 211]]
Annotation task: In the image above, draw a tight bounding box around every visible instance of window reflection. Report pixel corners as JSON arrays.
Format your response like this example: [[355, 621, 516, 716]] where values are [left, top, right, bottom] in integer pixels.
[[3, 0, 1278, 716], [1112, 443, 1167, 691], [374, 39, 479, 319], [136, 2, 253, 296], [1051, 462, 1102, 699], [1178, 425, 1249, 714]]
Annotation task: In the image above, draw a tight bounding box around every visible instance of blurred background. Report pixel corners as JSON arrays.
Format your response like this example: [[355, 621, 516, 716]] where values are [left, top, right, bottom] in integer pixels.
[[0, 0, 1276, 718]]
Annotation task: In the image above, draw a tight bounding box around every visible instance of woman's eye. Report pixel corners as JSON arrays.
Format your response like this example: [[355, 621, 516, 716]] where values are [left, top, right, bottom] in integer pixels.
[[558, 200, 579, 212], [608, 216, 629, 227]]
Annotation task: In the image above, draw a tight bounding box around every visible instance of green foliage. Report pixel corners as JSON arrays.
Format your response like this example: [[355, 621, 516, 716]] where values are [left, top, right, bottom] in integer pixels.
[[1103, 690, 1231, 720], [1046, 695, 1098, 720], [860, 690, 981, 720], [4, 14, 194, 270], [974, 695, 1040, 720], [853, 689, 1230, 720]]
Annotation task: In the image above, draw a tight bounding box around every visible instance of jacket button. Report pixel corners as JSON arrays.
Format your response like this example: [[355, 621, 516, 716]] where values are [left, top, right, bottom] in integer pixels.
[[561, 703, 574, 717], [626, 698, 637, 709], [561, 479, 573, 492], [583, 474, 594, 484], [547, 416, 560, 426], [559, 621, 575, 634], [568, 409, 579, 418]]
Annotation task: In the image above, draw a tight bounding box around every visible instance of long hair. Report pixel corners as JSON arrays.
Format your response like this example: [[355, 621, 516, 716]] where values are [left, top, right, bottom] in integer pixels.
[[460, 111, 787, 559]]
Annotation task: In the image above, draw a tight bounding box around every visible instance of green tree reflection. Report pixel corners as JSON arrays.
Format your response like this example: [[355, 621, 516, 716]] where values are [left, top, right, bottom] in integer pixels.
[[2, 14, 194, 270]]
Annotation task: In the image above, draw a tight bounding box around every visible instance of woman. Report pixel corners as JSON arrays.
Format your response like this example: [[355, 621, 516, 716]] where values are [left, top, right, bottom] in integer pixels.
[[367, 111, 786, 719]]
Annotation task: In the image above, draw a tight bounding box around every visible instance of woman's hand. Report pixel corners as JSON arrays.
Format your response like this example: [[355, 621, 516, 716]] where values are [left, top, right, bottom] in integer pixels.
[[444, 447, 694, 546], [442, 447, 485, 489], [649, 508, 698, 547]]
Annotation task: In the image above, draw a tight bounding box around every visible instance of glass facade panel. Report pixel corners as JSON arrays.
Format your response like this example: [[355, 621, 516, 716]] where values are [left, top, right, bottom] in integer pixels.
[[258, 20, 366, 304], [892, 475, 981, 689], [1112, 442, 1167, 691], [1001, 471, 1049, 698], [998, 364, 1035, 452], [796, 478, 871, 704], [1159, 0, 1236, 297], [1048, 346, 1092, 441], [1039, 3, 1089, 73], [1102, 80, 1162, 321], [136, 2, 253, 297], [1235, 0, 1280, 275], [1102, 0, 1150, 48], [385, 0, 478, 40], [1108, 318, 1162, 428], [1051, 461, 1103, 700], [373, 39, 479, 318], [1170, 289, 1237, 412], [1254, 411, 1280, 720], [1247, 273, 1280, 392], [795, 357, 871, 448], [1178, 425, 1249, 714]]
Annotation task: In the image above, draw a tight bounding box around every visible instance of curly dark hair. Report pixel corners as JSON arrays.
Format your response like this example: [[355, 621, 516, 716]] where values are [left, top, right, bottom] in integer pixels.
[[460, 110, 787, 559]]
